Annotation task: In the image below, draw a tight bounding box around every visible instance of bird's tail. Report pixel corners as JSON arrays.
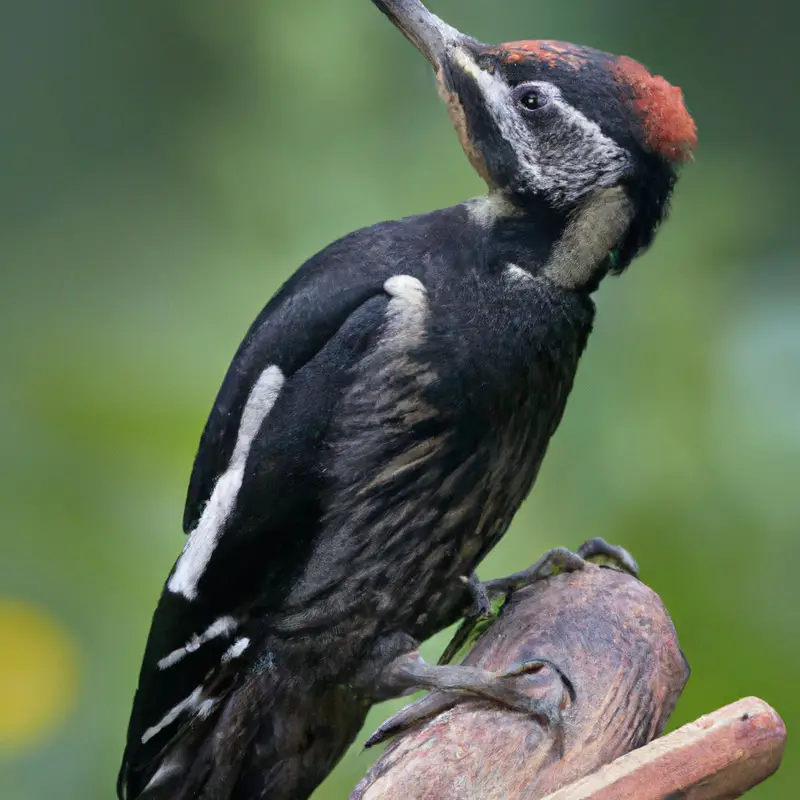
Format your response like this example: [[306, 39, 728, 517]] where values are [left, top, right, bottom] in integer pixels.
[[128, 653, 369, 800]]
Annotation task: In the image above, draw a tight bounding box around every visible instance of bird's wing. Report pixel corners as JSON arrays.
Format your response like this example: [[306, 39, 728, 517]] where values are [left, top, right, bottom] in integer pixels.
[[183, 253, 394, 534], [119, 249, 401, 798]]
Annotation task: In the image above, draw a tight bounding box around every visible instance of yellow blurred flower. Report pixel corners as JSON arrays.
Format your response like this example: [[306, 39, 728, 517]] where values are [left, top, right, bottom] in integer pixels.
[[0, 598, 79, 756]]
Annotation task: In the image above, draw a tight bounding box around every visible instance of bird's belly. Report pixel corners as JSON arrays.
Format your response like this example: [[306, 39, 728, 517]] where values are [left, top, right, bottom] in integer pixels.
[[276, 397, 548, 650], [385, 416, 547, 643]]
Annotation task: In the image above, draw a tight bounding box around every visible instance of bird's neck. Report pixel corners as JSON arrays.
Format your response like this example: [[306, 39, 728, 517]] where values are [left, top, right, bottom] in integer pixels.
[[469, 188, 632, 293]]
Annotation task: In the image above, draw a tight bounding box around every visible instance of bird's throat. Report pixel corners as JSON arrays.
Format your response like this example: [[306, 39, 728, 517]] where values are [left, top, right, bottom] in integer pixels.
[[542, 187, 633, 291]]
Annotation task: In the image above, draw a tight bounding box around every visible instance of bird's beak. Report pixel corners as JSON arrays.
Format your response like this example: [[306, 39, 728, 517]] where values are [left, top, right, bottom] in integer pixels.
[[372, 0, 494, 187], [372, 0, 468, 72]]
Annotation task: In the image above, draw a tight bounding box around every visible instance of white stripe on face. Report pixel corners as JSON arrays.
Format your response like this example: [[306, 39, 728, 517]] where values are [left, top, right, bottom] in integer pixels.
[[450, 49, 630, 206]]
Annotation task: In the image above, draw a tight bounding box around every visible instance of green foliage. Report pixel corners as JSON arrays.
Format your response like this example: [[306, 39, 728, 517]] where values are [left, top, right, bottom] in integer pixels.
[[0, 1, 797, 797]]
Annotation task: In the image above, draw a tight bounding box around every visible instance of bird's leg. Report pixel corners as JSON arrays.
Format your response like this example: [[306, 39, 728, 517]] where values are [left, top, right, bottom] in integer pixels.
[[365, 649, 573, 748], [359, 541, 636, 747], [441, 539, 638, 665], [460, 572, 494, 619]]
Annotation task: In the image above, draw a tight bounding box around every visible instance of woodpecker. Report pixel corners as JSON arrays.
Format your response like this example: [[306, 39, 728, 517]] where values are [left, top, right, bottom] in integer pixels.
[[118, 1, 696, 798]]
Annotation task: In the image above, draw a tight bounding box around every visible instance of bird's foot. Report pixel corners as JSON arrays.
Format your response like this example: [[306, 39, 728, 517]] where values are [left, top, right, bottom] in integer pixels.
[[440, 539, 638, 665], [577, 537, 639, 577], [459, 572, 494, 619], [484, 537, 639, 598], [365, 651, 573, 748]]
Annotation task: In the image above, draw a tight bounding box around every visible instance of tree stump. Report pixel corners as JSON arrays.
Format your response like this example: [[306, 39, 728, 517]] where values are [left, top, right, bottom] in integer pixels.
[[351, 564, 785, 799]]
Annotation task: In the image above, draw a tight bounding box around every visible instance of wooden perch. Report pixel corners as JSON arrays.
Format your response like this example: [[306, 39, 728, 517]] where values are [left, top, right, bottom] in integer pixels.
[[542, 697, 785, 799], [351, 564, 785, 799]]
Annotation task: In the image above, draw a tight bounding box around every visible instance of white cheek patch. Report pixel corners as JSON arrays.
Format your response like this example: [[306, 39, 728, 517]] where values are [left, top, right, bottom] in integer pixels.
[[451, 50, 631, 207], [168, 365, 286, 601], [541, 93, 631, 205], [492, 82, 629, 206]]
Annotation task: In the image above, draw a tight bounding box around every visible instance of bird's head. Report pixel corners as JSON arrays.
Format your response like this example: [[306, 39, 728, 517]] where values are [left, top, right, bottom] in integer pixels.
[[374, 0, 696, 273]]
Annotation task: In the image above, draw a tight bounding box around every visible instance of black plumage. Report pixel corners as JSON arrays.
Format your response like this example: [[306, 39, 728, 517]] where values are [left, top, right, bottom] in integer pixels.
[[118, 1, 696, 797], [121, 204, 590, 797]]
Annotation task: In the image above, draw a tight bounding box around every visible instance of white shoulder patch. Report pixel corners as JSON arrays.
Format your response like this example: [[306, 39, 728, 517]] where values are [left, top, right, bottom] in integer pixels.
[[382, 275, 429, 348], [168, 365, 285, 601], [505, 264, 534, 283], [384, 275, 427, 304]]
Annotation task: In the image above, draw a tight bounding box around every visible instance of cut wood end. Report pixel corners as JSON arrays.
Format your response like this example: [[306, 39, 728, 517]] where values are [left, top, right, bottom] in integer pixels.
[[541, 696, 786, 800]]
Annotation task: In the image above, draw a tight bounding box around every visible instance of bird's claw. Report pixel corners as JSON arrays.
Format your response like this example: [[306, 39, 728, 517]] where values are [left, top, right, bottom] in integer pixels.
[[365, 656, 571, 749], [577, 537, 639, 577], [364, 691, 460, 748], [459, 573, 493, 619], [441, 539, 637, 665], [475, 537, 637, 603], [480, 546, 588, 599]]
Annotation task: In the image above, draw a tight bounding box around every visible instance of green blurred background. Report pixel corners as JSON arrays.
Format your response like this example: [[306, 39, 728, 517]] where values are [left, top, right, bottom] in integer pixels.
[[1, 0, 798, 797]]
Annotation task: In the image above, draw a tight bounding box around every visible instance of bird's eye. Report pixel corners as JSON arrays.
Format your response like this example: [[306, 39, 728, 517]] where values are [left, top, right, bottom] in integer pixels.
[[516, 86, 549, 112]]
